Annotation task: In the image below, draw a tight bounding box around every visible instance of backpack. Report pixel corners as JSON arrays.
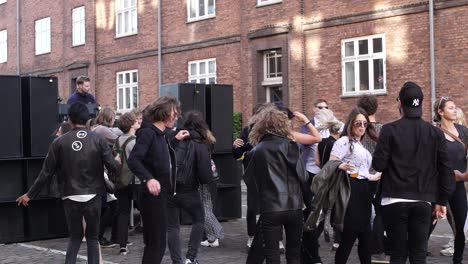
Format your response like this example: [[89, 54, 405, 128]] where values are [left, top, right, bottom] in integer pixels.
[[175, 139, 196, 186], [113, 135, 136, 190]]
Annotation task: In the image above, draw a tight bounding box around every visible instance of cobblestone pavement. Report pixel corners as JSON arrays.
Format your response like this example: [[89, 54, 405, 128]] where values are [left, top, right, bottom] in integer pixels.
[[0, 184, 464, 263]]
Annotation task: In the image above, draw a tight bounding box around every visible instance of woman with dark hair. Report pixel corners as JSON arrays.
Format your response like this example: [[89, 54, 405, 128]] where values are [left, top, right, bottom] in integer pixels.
[[244, 108, 308, 264], [433, 97, 468, 264], [329, 107, 380, 264], [166, 110, 212, 264]]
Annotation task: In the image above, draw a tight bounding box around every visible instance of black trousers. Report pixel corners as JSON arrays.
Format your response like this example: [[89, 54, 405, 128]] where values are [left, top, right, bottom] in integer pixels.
[[116, 187, 132, 248], [99, 198, 118, 241], [167, 190, 205, 263], [139, 188, 167, 264], [382, 202, 432, 264], [247, 209, 303, 264], [63, 195, 101, 264], [449, 182, 467, 264], [335, 178, 371, 264]]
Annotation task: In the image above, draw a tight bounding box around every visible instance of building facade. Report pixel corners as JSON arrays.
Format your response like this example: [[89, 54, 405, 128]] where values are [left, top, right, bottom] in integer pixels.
[[0, 0, 466, 124]]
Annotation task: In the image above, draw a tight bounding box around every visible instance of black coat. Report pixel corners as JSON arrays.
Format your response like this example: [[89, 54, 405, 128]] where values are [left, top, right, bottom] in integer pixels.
[[128, 121, 178, 195], [243, 134, 308, 214]]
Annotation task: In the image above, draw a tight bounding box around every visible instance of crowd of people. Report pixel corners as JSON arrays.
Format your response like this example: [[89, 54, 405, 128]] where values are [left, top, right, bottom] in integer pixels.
[[14, 76, 468, 264]]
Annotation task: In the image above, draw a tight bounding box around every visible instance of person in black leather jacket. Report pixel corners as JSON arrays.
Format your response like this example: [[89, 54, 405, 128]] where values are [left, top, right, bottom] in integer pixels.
[[244, 108, 308, 264], [127, 96, 189, 264], [16, 102, 120, 264]]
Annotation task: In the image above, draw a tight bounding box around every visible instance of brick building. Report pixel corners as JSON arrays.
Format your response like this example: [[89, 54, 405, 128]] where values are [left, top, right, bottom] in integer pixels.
[[0, 0, 466, 124]]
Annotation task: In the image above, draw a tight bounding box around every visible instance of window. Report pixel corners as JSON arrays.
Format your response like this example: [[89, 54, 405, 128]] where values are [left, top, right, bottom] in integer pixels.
[[35, 17, 51, 55], [263, 49, 283, 102], [187, 0, 215, 22], [72, 6, 85, 46], [0, 0, 6, 5], [115, 0, 137, 37], [257, 0, 282, 7], [0, 30, 6, 63], [188, 58, 216, 84], [116, 70, 139, 112], [341, 34, 386, 95]]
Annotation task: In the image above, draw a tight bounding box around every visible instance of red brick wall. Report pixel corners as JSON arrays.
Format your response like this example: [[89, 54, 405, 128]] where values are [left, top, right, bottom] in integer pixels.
[[96, 56, 158, 112], [0, 0, 18, 74], [95, 0, 158, 61], [162, 43, 242, 113], [162, 0, 240, 46], [305, 12, 437, 123], [434, 5, 468, 117]]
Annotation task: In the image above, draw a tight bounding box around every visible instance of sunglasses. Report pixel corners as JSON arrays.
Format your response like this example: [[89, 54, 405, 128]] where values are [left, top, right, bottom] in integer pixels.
[[436, 96, 451, 110], [317, 106, 329, 110], [353, 121, 368, 128]]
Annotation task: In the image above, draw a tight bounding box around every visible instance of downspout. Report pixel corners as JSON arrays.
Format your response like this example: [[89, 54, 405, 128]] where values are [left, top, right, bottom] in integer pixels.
[[429, 0, 436, 119], [16, 0, 20, 75], [157, 0, 162, 94]]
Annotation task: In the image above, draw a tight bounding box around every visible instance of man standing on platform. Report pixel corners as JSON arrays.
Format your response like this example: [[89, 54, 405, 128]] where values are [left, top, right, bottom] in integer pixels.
[[67, 76, 96, 105]]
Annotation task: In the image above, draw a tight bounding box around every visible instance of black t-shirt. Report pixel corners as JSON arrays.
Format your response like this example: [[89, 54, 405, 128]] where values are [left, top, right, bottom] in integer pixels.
[[317, 136, 337, 168], [446, 124, 468, 172]]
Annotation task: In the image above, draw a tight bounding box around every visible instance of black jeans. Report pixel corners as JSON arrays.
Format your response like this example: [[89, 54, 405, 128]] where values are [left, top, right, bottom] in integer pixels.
[[335, 178, 371, 264], [246, 189, 258, 237], [167, 190, 205, 263], [247, 209, 303, 264], [63, 195, 101, 264], [139, 187, 167, 264], [99, 198, 118, 241], [382, 202, 432, 264], [449, 182, 467, 264], [116, 187, 132, 248]]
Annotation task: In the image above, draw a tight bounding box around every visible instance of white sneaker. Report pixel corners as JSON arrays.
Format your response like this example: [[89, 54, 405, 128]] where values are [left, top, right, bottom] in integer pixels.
[[200, 239, 219, 247], [440, 246, 454, 257], [442, 238, 454, 249], [246, 237, 254, 248], [279, 241, 285, 254]]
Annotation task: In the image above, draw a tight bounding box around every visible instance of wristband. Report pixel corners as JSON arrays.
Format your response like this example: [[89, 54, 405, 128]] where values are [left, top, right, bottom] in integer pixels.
[[304, 120, 312, 126]]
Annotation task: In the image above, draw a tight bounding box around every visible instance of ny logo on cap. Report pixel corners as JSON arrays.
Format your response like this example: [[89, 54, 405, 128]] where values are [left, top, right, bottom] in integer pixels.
[[412, 99, 420, 107]]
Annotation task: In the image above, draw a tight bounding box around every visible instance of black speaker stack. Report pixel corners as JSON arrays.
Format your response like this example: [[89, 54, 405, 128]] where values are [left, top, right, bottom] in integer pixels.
[[160, 83, 242, 221], [0, 75, 68, 244]]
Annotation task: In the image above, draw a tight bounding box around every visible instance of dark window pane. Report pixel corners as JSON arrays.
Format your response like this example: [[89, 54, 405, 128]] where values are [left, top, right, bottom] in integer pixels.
[[359, 60, 369, 91], [199, 0, 205, 16], [374, 59, 384, 90], [268, 86, 282, 102], [373, 38, 383, 53], [359, 39, 368, 55], [268, 56, 275, 77], [125, 87, 131, 108], [345, 41, 354, 56], [276, 56, 282, 77], [208, 0, 215, 14]]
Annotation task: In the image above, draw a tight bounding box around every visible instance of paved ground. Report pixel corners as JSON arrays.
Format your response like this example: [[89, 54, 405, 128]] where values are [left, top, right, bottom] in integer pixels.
[[0, 184, 464, 263]]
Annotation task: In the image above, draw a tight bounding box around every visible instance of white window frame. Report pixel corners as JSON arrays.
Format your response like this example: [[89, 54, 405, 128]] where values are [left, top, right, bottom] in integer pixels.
[[262, 50, 282, 86], [35, 17, 51, 55], [188, 58, 217, 84], [187, 0, 216, 22], [72, 6, 86, 46], [0, 0, 6, 5], [341, 34, 386, 96], [0, 30, 7, 63], [257, 0, 282, 7], [116, 70, 139, 113], [115, 0, 138, 38]]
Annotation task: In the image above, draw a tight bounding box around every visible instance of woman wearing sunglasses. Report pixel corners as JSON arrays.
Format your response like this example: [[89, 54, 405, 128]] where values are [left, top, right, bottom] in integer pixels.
[[433, 97, 468, 264], [329, 107, 380, 264]]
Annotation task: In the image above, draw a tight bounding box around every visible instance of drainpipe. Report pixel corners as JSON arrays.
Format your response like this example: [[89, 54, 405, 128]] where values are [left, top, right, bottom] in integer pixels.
[[157, 0, 162, 93], [429, 0, 436, 119], [16, 0, 20, 75]]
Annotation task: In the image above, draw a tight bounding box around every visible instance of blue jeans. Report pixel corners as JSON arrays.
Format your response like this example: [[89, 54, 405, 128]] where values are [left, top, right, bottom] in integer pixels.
[[63, 195, 101, 264]]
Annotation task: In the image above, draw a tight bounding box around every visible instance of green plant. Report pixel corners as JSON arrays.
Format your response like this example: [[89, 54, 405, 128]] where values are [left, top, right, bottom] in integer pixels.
[[233, 112, 242, 139]]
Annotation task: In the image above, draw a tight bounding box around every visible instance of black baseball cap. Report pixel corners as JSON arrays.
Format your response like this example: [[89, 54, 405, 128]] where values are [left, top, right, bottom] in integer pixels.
[[399, 81, 423, 118]]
